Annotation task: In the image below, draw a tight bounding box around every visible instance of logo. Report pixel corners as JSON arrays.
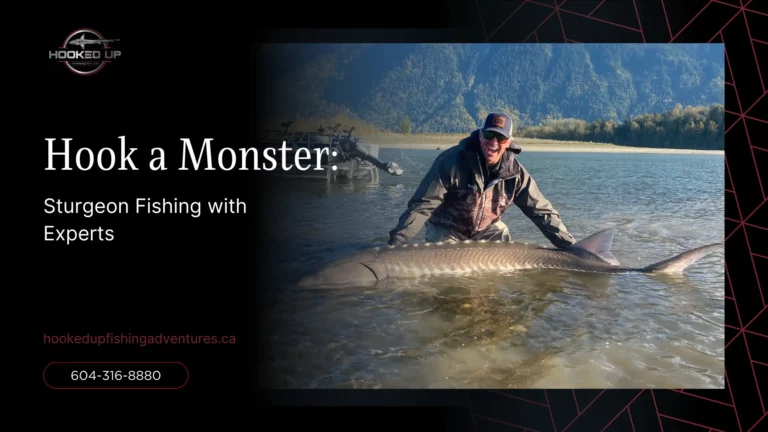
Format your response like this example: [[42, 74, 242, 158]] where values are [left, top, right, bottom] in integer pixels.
[[49, 29, 121, 76], [492, 115, 506, 128]]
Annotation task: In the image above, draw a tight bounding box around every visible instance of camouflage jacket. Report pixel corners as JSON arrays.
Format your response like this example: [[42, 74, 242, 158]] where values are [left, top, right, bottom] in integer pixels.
[[388, 130, 576, 248]]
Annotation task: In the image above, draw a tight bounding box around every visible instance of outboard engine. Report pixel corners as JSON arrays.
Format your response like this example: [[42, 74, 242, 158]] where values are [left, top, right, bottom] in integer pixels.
[[338, 127, 403, 176]]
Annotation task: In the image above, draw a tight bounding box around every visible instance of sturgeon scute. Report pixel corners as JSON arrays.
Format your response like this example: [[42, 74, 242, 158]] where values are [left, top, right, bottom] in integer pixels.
[[297, 228, 722, 288]]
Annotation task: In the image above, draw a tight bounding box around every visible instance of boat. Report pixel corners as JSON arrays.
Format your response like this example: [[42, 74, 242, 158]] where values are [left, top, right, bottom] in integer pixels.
[[255, 121, 403, 181]]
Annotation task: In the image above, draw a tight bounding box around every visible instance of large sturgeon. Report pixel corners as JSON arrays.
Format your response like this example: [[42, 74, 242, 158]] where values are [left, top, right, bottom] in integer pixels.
[[296, 228, 722, 288]]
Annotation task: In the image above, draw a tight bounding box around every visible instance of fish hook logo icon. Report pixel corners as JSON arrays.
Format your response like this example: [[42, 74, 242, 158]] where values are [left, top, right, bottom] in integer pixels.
[[49, 29, 121, 76]]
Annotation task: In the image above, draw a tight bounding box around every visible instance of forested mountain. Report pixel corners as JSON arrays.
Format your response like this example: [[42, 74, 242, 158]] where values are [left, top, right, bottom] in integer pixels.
[[256, 43, 724, 135]]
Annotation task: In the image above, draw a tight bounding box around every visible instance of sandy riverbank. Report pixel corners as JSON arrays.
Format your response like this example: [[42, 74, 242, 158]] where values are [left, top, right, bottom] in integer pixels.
[[360, 135, 724, 155]]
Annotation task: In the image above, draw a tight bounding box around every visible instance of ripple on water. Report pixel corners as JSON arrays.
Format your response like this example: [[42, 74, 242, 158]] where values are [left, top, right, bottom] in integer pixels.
[[259, 151, 724, 389]]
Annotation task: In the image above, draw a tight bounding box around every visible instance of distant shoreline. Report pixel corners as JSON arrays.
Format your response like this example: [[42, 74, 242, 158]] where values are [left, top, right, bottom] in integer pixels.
[[360, 135, 724, 155]]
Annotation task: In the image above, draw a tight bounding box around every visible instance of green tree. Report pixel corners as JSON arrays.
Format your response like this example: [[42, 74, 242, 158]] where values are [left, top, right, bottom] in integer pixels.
[[399, 115, 412, 134]]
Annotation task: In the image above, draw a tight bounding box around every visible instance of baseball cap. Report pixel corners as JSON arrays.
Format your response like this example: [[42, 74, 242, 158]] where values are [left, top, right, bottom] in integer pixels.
[[482, 112, 513, 139]]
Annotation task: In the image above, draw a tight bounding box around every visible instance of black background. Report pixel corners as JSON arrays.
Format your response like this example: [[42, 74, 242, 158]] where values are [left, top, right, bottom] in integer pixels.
[[42, 19, 251, 404], [42, 2, 766, 430]]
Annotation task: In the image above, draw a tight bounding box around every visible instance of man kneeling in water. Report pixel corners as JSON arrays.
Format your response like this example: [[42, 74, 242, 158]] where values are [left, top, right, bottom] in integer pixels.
[[388, 112, 576, 248]]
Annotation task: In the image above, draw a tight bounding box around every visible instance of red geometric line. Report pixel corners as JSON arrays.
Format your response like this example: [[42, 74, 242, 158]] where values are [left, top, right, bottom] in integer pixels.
[[726, 82, 735, 86], [726, 190, 736, 194], [725, 369, 745, 432], [726, 296, 735, 300], [747, 8, 768, 18], [724, 42, 744, 115], [660, 0, 673, 39], [561, 10, 639, 33], [631, 0, 645, 42], [725, 323, 768, 338], [745, 115, 768, 124], [522, 0, 552, 7], [728, 303, 768, 343], [485, 0, 531, 41], [488, 390, 550, 408], [749, 328, 766, 343], [725, 264, 745, 332], [727, 331, 743, 349], [600, 390, 644, 432], [588, 0, 607, 17], [566, 39, 582, 43], [524, 9, 558, 43], [651, 390, 665, 432], [734, 87, 767, 115], [561, 389, 606, 432], [728, 18, 766, 202], [544, 390, 557, 432], [659, 414, 726, 431], [755, 145, 768, 152], [669, 389, 735, 407], [754, 253, 768, 260], [747, 411, 767, 432], [743, 223, 766, 306], [725, 78, 768, 193], [670, 1, 714, 42], [628, 407, 635, 432], [573, 389, 580, 413], [725, 156, 744, 221], [745, 11, 768, 92], [726, 117, 743, 135], [559, 9, 641, 33], [743, 329, 767, 413], [474, 0, 487, 40], [724, 217, 742, 241], [745, 298, 768, 331], [724, 88, 768, 118], [714, 0, 767, 19], [742, 120, 767, 200], [726, 216, 740, 223], [724, 45, 760, 198], [711, 0, 738, 9], [474, 415, 538, 432], [526, 0, 643, 32], [723, 169, 767, 243], [555, 0, 567, 43], [724, 197, 767, 242], [708, 9, 746, 43], [754, 360, 768, 367], [754, 38, 768, 46], [712, 0, 751, 11]]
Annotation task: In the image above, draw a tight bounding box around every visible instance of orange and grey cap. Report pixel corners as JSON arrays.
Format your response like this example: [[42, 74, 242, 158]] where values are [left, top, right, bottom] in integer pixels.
[[482, 112, 513, 139]]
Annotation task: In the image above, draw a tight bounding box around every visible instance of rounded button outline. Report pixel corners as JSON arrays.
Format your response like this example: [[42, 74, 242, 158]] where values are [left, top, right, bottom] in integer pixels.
[[43, 362, 189, 390]]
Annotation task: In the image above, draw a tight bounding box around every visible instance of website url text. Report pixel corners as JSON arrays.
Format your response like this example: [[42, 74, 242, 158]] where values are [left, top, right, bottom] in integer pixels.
[[43, 333, 236, 347]]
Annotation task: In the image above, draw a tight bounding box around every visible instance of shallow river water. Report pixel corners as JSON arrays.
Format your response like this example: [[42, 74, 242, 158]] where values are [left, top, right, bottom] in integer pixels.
[[257, 148, 725, 389]]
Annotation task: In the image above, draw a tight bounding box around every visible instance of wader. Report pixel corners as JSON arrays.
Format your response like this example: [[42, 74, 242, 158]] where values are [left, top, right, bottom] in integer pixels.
[[425, 220, 511, 243]]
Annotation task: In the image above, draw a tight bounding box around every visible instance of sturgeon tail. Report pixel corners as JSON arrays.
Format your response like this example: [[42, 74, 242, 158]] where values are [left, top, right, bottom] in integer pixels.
[[641, 242, 723, 273]]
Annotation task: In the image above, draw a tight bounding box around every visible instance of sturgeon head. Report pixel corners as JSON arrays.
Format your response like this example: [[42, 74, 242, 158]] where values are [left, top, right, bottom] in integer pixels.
[[296, 248, 382, 288]]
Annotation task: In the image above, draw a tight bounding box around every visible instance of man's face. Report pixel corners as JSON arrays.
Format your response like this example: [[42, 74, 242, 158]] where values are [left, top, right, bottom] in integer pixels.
[[479, 130, 511, 165]]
